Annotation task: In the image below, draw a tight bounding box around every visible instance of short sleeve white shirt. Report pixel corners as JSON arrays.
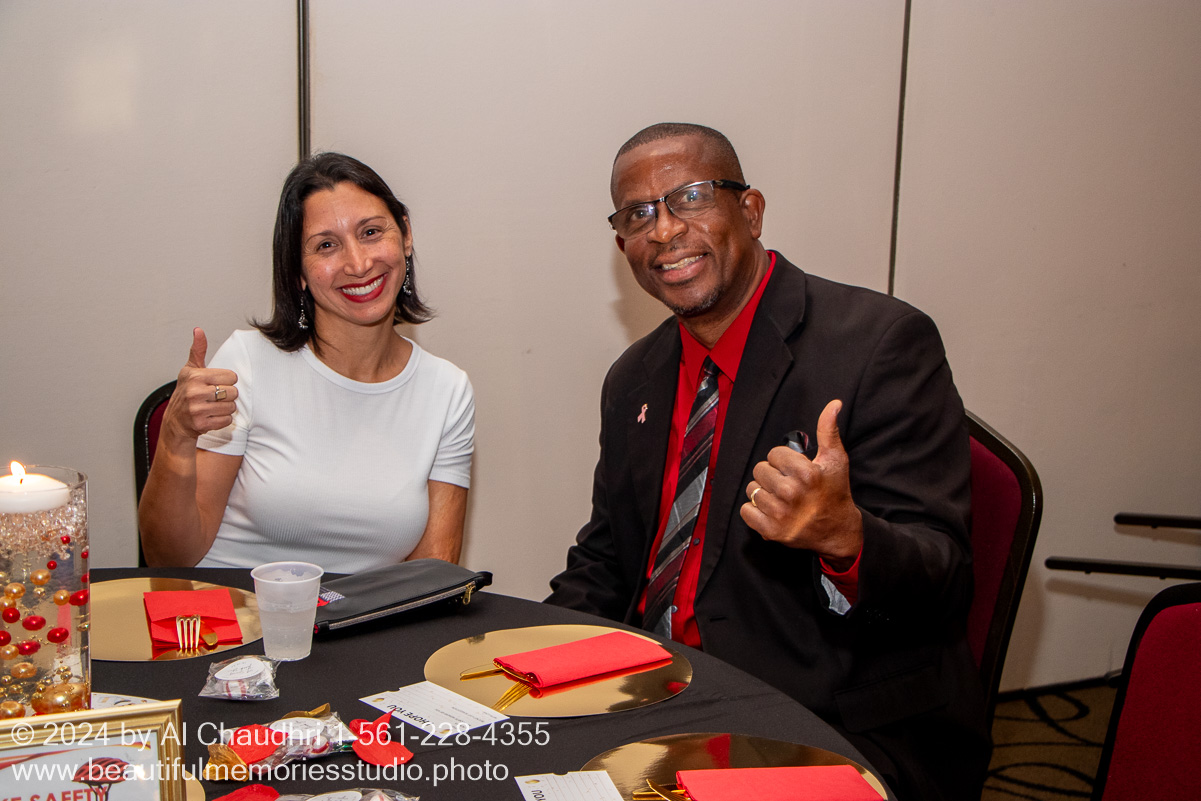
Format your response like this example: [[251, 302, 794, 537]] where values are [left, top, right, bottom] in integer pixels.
[[196, 330, 474, 573]]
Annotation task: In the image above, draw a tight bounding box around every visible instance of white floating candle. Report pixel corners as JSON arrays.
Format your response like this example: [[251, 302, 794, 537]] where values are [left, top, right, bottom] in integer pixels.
[[0, 462, 70, 514]]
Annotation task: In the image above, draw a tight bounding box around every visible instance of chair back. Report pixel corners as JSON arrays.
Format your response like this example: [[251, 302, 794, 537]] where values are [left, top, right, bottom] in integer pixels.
[[1093, 582, 1201, 800], [133, 381, 176, 566], [965, 410, 1042, 722]]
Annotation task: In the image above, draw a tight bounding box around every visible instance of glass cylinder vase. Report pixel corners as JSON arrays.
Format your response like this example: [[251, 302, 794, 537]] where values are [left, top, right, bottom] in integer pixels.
[[0, 464, 90, 718]]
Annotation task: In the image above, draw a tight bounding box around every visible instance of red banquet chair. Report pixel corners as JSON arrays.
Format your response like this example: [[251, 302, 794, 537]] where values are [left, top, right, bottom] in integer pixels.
[[1092, 581, 1201, 800], [965, 411, 1043, 725], [133, 380, 176, 566]]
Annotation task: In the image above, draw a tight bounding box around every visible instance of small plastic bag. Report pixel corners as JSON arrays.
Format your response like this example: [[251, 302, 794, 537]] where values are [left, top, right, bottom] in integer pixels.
[[217, 709, 356, 774], [298, 790, 418, 801], [200, 655, 281, 700], [257, 710, 356, 766]]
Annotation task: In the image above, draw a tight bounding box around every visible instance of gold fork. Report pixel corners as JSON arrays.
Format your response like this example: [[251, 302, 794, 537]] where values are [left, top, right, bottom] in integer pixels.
[[632, 781, 689, 800], [175, 614, 201, 651], [461, 662, 532, 682], [491, 680, 532, 712]]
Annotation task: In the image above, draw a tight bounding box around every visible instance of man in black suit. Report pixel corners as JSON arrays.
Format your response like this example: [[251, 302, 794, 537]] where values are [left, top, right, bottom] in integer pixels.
[[547, 123, 989, 800]]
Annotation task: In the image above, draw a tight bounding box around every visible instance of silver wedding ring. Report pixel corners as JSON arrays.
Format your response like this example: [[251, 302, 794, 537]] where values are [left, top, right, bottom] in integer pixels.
[[213, 386, 227, 402], [750, 487, 762, 509]]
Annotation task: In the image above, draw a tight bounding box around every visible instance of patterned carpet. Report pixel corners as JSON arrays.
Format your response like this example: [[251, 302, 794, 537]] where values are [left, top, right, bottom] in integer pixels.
[[982, 681, 1117, 800]]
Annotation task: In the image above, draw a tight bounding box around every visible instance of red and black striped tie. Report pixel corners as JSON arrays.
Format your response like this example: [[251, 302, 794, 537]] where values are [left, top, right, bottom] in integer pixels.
[[644, 357, 719, 639]]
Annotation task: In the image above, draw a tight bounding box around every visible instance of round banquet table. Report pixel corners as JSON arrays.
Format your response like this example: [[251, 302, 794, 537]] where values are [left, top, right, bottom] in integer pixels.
[[92, 568, 895, 800]]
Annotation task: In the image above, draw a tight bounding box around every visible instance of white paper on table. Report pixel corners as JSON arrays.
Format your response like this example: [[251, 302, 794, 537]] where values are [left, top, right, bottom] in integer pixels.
[[515, 771, 625, 801], [361, 680, 507, 737], [92, 692, 159, 708]]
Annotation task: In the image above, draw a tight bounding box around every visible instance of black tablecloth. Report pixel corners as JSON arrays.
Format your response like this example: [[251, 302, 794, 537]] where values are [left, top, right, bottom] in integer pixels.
[[92, 568, 893, 800]]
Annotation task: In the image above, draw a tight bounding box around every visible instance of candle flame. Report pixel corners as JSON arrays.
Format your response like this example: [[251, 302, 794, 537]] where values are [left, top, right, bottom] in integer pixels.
[[9, 462, 25, 483]]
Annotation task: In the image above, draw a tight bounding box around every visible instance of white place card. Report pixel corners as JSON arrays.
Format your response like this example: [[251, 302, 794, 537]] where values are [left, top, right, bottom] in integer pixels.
[[361, 680, 508, 737], [515, 771, 625, 801], [91, 692, 159, 708]]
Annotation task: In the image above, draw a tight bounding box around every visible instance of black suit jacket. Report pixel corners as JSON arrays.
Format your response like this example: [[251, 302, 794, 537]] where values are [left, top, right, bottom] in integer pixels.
[[548, 255, 990, 800]]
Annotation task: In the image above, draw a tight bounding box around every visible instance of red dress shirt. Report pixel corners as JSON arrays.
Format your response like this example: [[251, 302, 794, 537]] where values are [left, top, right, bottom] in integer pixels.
[[639, 252, 860, 647]]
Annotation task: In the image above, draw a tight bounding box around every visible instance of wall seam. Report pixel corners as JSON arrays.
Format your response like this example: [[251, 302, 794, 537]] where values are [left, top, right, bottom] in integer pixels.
[[887, 0, 913, 297]]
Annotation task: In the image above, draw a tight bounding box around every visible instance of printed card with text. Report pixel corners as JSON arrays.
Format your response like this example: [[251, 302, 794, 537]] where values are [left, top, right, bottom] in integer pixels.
[[361, 680, 507, 737], [515, 771, 625, 801]]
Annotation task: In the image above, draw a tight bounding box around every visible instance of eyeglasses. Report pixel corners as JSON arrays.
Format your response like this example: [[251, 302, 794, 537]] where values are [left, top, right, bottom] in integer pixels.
[[607, 179, 750, 238]]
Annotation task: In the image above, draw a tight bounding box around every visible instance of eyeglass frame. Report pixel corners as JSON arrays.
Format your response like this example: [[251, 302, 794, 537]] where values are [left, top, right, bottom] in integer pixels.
[[607, 179, 751, 236]]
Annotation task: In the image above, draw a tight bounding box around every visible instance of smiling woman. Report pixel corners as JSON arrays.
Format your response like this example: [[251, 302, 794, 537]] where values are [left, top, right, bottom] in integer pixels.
[[137, 154, 475, 573]]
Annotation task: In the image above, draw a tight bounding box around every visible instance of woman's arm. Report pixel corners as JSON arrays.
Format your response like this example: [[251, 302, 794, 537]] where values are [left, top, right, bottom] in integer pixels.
[[405, 480, 468, 564], [138, 328, 242, 566]]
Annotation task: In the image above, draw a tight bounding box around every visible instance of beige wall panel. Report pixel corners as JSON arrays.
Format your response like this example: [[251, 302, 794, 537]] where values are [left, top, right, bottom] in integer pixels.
[[310, 0, 906, 599], [0, 2, 296, 566], [896, 2, 1201, 688]]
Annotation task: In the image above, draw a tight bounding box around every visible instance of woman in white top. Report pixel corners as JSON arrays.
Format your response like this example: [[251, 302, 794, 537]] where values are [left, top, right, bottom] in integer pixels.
[[138, 153, 474, 572]]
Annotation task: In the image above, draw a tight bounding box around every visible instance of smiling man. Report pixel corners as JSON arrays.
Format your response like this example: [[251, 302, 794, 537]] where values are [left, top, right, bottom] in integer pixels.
[[547, 123, 989, 800]]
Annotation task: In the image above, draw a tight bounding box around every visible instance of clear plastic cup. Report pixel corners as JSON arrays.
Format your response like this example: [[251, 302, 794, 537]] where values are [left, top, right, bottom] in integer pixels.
[[250, 561, 324, 661]]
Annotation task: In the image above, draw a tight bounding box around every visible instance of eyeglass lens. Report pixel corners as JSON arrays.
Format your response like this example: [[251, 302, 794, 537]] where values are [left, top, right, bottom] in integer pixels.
[[612, 181, 724, 237]]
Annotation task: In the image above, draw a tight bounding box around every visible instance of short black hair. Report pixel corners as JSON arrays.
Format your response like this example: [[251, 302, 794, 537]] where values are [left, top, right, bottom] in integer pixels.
[[254, 152, 433, 352], [611, 122, 745, 198]]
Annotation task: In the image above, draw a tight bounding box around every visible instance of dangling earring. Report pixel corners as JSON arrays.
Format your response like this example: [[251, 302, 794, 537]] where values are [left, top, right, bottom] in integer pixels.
[[297, 293, 309, 330], [401, 255, 413, 297]]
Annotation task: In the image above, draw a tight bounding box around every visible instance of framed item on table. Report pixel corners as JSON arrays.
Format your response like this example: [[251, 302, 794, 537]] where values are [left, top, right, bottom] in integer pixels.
[[0, 700, 184, 801]]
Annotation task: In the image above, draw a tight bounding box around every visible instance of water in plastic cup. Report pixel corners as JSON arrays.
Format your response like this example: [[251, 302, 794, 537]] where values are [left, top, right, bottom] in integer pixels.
[[251, 561, 324, 661]]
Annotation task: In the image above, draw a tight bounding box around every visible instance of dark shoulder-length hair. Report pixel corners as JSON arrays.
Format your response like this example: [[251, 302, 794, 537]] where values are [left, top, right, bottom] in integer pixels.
[[254, 152, 434, 351]]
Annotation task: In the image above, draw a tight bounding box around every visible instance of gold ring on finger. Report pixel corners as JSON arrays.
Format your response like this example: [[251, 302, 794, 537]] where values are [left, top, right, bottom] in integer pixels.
[[213, 386, 227, 402], [750, 487, 762, 509]]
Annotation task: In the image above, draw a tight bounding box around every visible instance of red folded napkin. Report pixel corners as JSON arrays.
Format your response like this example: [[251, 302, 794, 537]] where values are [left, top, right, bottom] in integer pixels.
[[212, 785, 279, 801], [143, 588, 242, 646], [493, 631, 671, 689], [349, 712, 414, 766], [676, 765, 879, 801]]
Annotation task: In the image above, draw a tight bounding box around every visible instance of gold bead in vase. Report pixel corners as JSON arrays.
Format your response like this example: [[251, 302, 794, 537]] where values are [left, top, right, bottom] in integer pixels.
[[4, 583, 24, 600], [31, 682, 87, 715], [0, 646, 18, 661], [30, 569, 51, 587], [53, 589, 71, 606], [10, 662, 37, 680], [0, 700, 25, 719]]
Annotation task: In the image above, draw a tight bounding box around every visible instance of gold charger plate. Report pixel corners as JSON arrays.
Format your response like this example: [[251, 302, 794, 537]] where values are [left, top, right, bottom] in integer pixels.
[[91, 577, 261, 661], [583, 732, 887, 799], [185, 770, 205, 801], [424, 624, 691, 717]]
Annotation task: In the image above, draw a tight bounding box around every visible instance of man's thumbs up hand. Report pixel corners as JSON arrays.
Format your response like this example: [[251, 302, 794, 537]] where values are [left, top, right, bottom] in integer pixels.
[[739, 399, 864, 570]]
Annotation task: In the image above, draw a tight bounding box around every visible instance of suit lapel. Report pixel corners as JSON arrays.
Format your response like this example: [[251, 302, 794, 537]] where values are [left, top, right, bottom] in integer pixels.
[[624, 324, 681, 541], [699, 256, 809, 595]]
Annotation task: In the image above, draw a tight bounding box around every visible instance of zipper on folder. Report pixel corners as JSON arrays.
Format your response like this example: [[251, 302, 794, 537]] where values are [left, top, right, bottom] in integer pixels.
[[327, 582, 476, 630]]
